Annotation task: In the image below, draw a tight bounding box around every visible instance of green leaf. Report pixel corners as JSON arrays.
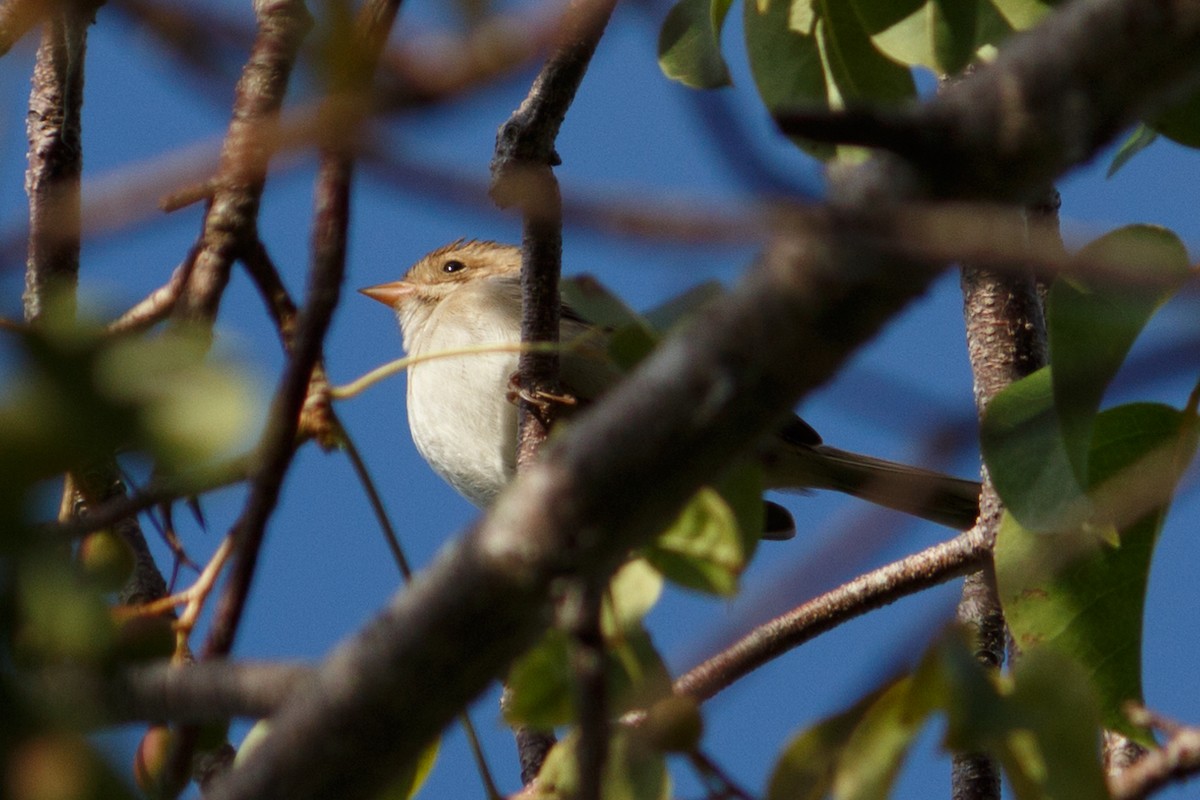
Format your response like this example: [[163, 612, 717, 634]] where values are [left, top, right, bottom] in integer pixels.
[[644, 488, 744, 595], [996, 403, 1197, 739], [767, 682, 904, 800], [601, 559, 665, 636], [561, 275, 647, 331], [505, 629, 575, 727], [505, 625, 673, 728], [607, 628, 675, 717], [535, 728, 670, 800], [95, 331, 256, 467], [15, 556, 117, 665], [643, 282, 725, 333], [658, 0, 734, 89], [833, 679, 927, 800], [376, 738, 439, 800], [850, 0, 978, 74], [926, 634, 1107, 800], [1152, 85, 1200, 148], [987, 0, 1055, 30], [980, 367, 1090, 531], [606, 325, 659, 371], [1048, 225, 1189, 480], [743, 0, 834, 158], [999, 650, 1108, 800], [1107, 125, 1159, 177], [814, 0, 916, 104]]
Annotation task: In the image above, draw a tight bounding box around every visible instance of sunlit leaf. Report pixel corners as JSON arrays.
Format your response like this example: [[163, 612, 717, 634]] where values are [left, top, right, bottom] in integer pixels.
[[117, 351, 255, 467], [607, 628, 674, 716], [644, 486, 745, 596], [535, 728, 670, 800], [643, 281, 725, 333], [987, 0, 1056, 30], [850, 0, 977, 74], [1048, 225, 1189, 480], [744, 0, 834, 158], [376, 737, 440, 800], [815, 0, 915, 104], [505, 629, 574, 727], [14, 556, 117, 666], [658, 0, 734, 89], [1107, 125, 1159, 177], [927, 634, 1106, 800], [789, 0, 816, 34], [561, 275, 647, 331], [833, 678, 926, 800], [601, 559, 665, 636], [767, 685, 889, 800]]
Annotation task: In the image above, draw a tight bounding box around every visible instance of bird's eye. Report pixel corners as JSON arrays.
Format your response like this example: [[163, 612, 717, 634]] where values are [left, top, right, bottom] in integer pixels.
[[442, 259, 466, 274]]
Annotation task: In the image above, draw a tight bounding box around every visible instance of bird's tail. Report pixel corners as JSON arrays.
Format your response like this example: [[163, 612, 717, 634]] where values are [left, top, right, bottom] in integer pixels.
[[764, 444, 982, 530]]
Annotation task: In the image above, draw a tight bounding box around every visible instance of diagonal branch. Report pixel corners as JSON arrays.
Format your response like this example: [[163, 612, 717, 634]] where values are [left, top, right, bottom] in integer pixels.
[[674, 529, 989, 701]]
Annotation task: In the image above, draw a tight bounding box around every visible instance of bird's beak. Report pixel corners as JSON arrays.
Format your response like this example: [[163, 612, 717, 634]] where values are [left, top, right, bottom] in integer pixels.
[[359, 280, 412, 308]]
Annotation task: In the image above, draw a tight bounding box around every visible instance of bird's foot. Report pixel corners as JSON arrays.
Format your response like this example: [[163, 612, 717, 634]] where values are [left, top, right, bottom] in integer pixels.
[[506, 373, 577, 419]]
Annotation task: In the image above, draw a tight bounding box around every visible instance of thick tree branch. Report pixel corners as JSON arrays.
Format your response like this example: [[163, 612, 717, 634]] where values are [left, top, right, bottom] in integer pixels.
[[206, 2, 1200, 799], [24, 662, 311, 726]]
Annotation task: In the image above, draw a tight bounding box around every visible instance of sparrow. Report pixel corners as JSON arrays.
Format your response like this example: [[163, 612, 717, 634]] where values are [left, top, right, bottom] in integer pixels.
[[361, 240, 981, 538]]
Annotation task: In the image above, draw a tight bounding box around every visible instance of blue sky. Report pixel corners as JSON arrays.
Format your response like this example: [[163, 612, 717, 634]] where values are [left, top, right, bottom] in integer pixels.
[[3, 1, 1200, 797]]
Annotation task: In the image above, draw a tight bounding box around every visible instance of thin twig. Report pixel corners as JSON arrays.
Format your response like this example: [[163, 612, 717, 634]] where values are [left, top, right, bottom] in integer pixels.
[[339, 428, 413, 580], [564, 579, 607, 800], [46, 456, 252, 541], [1108, 722, 1200, 800], [201, 146, 350, 660], [674, 530, 990, 702], [106, 245, 200, 334], [488, 0, 618, 781], [171, 0, 311, 325]]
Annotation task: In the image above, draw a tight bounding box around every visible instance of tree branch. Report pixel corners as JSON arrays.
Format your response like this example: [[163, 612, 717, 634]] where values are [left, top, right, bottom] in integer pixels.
[[487, 0, 618, 779], [952, 190, 1054, 800], [171, 0, 311, 326], [674, 529, 989, 702], [23, 661, 311, 726]]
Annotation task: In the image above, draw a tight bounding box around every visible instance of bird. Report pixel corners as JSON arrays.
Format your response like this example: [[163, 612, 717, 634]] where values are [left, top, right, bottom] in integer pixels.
[[360, 239, 982, 538]]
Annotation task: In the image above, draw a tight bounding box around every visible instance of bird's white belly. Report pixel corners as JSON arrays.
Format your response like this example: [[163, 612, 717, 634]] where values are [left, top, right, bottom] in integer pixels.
[[404, 304, 520, 507]]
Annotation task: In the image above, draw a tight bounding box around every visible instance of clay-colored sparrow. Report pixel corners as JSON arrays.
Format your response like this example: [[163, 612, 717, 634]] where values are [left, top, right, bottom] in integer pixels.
[[362, 240, 981, 534]]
